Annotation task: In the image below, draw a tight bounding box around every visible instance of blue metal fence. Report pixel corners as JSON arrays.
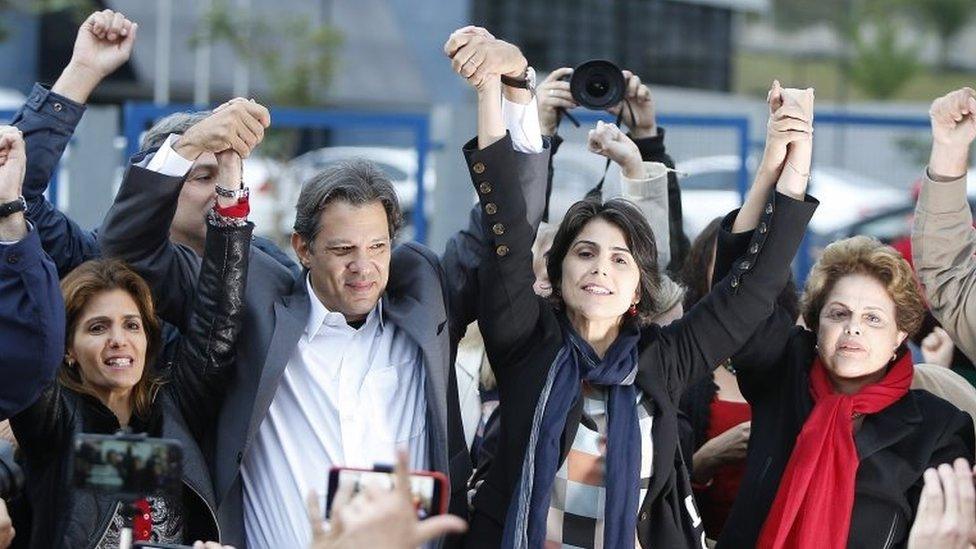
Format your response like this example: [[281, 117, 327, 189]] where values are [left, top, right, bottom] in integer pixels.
[[122, 102, 433, 242]]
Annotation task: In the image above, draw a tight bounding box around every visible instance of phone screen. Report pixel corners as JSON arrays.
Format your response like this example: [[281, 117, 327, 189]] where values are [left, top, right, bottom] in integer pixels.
[[72, 434, 183, 499], [327, 468, 444, 520]]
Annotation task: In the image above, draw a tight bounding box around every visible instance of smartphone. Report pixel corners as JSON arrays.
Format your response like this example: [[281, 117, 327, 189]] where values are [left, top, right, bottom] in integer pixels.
[[72, 433, 183, 499], [326, 466, 448, 520]]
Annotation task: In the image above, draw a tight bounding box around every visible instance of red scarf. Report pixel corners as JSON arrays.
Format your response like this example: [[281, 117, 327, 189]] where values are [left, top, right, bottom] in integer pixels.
[[756, 352, 913, 549]]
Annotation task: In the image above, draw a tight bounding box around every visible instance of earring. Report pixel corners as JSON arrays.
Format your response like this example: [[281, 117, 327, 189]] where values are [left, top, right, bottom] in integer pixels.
[[628, 303, 638, 317]]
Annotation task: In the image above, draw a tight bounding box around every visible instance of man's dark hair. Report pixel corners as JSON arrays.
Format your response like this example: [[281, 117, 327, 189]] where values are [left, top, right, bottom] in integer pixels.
[[546, 197, 662, 325], [293, 158, 403, 246]]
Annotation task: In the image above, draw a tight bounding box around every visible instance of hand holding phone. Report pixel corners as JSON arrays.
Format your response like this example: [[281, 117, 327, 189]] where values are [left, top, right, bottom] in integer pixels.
[[310, 450, 466, 548], [326, 465, 448, 520]]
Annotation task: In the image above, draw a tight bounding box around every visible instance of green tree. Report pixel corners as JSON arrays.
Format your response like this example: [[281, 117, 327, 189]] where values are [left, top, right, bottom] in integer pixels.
[[196, 0, 343, 107], [904, 0, 973, 70], [848, 16, 919, 99]]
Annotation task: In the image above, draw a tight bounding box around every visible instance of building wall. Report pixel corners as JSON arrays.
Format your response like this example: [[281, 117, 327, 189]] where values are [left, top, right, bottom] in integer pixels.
[[471, 0, 735, 91]]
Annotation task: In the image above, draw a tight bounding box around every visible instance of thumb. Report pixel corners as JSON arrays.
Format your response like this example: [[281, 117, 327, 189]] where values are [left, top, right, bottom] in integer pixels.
[[411, 515, 468, 545]]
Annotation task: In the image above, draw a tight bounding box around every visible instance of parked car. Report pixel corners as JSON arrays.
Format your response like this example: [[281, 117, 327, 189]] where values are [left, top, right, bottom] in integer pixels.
[[242, 155, 286, 240], [816, 170, 976, 250], [675, 155, 905, 238], [277, 146, 436, 241]]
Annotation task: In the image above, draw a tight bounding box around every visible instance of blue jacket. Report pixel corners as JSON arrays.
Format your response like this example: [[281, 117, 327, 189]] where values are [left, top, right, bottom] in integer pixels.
[[0, 228, 64, 419]]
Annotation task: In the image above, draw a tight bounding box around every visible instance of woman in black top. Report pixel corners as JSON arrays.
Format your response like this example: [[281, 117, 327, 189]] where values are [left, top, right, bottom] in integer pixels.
[[463, 78, 817, 548]]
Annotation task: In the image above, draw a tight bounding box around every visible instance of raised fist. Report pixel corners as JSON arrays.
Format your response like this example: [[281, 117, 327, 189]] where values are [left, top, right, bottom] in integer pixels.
[[0, 127, 26, 203], [70, 10, 138, 80]]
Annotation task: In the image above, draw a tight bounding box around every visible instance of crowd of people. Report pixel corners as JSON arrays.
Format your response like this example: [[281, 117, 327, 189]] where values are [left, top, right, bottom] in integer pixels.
[[4, 8, 976, 549]]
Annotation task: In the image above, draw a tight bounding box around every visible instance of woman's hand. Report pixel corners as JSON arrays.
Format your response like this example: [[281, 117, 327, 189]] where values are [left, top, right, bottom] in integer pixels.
[[587, 121, 644, 179], [691, 421, 751, 484]]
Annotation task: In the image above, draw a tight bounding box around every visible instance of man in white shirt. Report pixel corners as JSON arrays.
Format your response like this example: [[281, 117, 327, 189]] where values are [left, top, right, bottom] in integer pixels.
[[100, 29, 550, 548]]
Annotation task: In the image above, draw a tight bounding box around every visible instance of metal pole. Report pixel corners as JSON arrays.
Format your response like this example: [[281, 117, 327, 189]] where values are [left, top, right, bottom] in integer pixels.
[[154, 0, 171, 105], [232, 0, 251, 97], [194, 0, 213, 106]]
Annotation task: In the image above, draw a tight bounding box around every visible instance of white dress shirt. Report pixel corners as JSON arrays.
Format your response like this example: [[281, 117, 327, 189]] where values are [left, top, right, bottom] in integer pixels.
[[242, 277, 428, 548]]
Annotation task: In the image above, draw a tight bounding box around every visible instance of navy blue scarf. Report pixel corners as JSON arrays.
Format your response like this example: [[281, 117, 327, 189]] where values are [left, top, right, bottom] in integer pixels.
[[501, 317, 642, 548]]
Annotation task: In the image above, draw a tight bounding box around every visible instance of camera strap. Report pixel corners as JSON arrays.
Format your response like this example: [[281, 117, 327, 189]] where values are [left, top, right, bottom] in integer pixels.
[[584, 99, 636, 201]]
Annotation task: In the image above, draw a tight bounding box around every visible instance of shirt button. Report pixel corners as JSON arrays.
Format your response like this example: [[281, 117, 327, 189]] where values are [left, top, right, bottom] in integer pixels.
[[739, 260, 751, 271], [472, 162, 486, 174], [758, 222, 768, 234], [492, 223, 505, 235], [730, 276, 740, 288], [53, 102, 63, 112], [749, 243, 759, 254], [479, 181, 492, 194], [485, 203, 498, 215], [765, 202, 774, 215], [6, 255, 18, 265], [640, 511, 648, 521], [496, 245, 510, 257]]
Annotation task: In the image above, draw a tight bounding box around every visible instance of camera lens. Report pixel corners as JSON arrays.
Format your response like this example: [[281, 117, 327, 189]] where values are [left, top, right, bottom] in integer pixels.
[[569, 59, 625, 110], [586, 76, 610, 98]]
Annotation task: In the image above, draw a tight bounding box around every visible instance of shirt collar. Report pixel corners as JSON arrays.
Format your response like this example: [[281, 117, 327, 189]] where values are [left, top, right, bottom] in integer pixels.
[[305, 275, 385, 337]]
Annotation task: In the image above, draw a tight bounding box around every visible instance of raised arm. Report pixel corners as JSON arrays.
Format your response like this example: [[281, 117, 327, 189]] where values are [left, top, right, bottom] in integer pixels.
[[0, 131, 70, 460], [170, 151, 253, 442], [587, 120, 671, 268], [440, 27, 550, 344], [98, 101, 270, 330], [643, 84, 816, 401], [13, 9, 136, 275], [0, 129, 65, 420], [912, 88, 976, 363], [442, 32, 551, 366]]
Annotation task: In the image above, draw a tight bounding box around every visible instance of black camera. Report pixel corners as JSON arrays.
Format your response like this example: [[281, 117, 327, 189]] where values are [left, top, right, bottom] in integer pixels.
[[0, 441, 24, 501], [568, 59, 626, 110]]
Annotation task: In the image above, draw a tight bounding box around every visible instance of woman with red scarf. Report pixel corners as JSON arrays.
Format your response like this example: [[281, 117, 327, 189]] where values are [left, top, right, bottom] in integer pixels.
[[714, 85, 975, 549]]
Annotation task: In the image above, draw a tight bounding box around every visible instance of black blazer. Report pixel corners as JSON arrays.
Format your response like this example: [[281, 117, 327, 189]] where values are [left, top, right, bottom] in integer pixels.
[[713, 228, 976, 549], [463, 153, 817, 549]]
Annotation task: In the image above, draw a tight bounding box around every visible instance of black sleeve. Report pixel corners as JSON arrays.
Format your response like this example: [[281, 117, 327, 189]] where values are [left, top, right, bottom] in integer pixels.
[[642, 191, 818, 402], [170, 220, 253, 442]]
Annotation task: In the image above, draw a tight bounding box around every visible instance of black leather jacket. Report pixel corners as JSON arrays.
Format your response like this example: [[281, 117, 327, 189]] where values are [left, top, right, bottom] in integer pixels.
[[10, 220, 253, 549]]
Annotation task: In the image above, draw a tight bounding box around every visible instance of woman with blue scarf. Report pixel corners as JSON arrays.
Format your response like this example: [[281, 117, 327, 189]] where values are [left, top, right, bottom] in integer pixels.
[[461, 81, 818, 548]]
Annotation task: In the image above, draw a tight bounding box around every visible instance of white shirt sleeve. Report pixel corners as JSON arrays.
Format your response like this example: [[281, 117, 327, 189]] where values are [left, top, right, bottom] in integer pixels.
[[145, 134, 195, 177], [502, 96, 544, 153], [0, 221, 33, 245]]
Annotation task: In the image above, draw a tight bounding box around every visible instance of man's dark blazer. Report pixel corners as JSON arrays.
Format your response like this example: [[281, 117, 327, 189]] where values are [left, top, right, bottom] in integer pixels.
[[98, 133, 550, 547]]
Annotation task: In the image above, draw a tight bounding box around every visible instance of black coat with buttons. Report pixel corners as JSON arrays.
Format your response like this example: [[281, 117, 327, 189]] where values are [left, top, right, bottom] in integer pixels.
[[711, 226, 975, 549], [462, 154, 818, 548]]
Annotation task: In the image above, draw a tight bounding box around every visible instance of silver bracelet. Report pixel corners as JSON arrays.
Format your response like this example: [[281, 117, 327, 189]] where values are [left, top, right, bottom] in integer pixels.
[[785, 160, 810, 179]]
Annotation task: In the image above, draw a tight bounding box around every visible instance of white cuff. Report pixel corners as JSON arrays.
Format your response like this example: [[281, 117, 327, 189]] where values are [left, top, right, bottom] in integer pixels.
[[621, 162, 669, 199], [145, 134, 195, 177], [502, 96, 544, 154]]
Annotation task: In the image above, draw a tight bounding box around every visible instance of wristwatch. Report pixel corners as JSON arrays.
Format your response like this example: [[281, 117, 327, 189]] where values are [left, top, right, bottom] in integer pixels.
[[0, 196, 26, 219], [214, 185, 249, 201], [501, 66, 536, 92]]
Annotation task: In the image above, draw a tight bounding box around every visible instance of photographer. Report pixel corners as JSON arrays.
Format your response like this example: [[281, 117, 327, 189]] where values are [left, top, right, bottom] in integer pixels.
[[7, 132, 254, 546], [538, 67, 690, 273]]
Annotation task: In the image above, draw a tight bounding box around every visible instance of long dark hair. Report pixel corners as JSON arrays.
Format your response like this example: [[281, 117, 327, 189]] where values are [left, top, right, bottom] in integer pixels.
[[679, 217, 723, 311], [546, 197, 662, 325]]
